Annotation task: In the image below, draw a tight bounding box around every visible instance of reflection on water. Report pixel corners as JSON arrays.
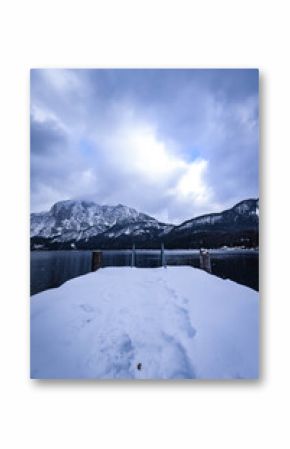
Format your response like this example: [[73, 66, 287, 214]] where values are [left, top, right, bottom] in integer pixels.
[[30, 251, 92, 295], [31, 249, 259, 295], [210, 254, 258, 291], [101, 250, 259, 291]]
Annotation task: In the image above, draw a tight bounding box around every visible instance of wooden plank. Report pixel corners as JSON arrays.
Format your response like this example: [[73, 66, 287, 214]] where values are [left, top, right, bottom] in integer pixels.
[[91, 251, 102, 271]]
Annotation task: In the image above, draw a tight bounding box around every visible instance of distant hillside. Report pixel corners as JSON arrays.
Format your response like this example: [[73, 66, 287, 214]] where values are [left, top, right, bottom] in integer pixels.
[[31, 198, 259, 250]]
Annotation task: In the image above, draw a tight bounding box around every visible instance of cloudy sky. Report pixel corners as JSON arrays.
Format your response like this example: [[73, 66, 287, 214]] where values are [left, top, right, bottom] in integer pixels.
[[30, 69, 259, 224]]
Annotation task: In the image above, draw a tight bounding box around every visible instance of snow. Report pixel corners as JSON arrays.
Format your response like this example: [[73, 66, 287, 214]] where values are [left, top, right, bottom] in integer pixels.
[[193, 214, 222, 225], [30, 200, 161, 241], [30, 267, 259, 379], [176, 214, 223, 231]]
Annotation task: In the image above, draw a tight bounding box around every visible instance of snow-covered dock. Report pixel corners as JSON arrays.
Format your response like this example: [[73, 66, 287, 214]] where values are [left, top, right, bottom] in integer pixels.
[[30, 267, 259, 379]]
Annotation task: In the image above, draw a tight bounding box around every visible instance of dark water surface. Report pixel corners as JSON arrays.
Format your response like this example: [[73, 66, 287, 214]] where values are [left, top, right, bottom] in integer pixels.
[[31, 249, 259, 295]]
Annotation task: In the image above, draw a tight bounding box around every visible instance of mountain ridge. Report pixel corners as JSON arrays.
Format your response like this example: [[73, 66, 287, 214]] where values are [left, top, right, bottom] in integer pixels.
[[31, 198, 259, 250]]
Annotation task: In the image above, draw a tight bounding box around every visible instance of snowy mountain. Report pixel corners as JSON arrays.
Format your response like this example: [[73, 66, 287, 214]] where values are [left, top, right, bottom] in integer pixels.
[[172, 199, 259, 233], [31, 198, 259, 250], [31, 200, 172, 248], [164, 199, 259, 249]]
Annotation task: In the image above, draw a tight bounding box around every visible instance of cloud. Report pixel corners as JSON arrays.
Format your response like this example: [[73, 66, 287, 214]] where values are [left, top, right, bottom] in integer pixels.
[[87, 118, 217, 222], [30, 69, 259, 223], [30, 116, 67, 155]]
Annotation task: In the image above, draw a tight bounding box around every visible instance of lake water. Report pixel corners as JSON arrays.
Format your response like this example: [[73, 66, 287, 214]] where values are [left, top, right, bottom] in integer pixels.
[[31, 249, 259, 295]]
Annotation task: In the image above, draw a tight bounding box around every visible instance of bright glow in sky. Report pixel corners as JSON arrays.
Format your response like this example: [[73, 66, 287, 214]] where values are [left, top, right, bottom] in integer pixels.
[[30, 69, 259, 223]]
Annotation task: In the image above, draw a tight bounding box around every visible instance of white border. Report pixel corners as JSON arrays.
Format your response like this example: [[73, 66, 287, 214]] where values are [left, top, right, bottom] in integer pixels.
[[0, 1, 289, 448]]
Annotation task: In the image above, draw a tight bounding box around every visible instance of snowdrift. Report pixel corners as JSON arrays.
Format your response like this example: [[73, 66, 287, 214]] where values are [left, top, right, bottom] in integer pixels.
[[31, 267, 259, 379]]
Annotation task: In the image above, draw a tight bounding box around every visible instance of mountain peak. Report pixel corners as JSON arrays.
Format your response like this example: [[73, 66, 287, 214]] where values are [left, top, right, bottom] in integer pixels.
[[31, 198, 259, 250], [31, 199, 161, 242]]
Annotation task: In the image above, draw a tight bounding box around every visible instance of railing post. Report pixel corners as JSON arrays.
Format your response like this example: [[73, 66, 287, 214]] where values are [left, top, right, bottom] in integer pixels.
[[131, 243, 136, 267], [199, 248, 211, 273], [91, 250, 102, 271], [161, 242, 166, 267]]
